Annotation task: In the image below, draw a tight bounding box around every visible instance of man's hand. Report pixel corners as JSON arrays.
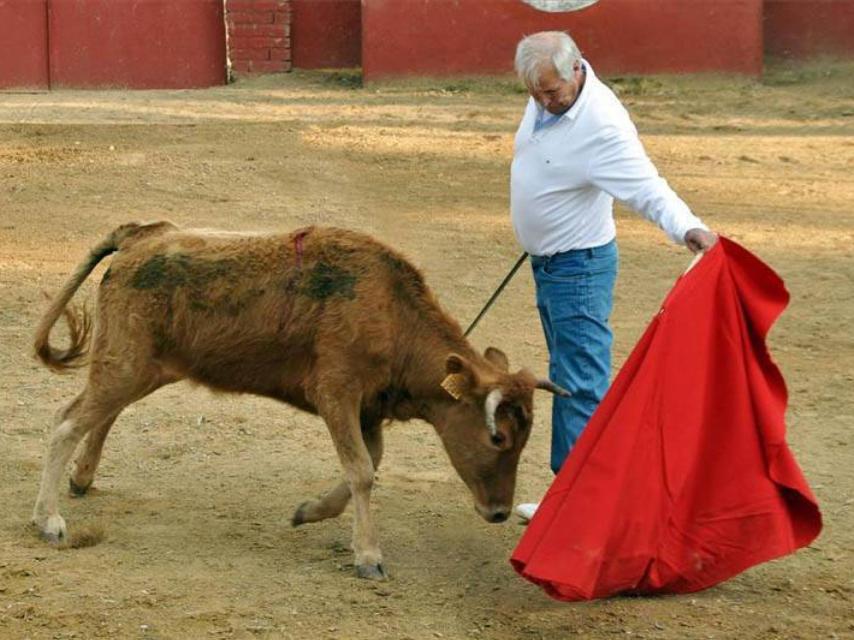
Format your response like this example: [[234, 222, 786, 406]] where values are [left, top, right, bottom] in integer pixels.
[[684, 228, 718, 254]]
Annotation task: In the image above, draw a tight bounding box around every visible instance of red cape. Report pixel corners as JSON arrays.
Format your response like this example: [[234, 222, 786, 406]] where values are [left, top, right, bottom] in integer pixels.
[[511, 238, 822, 600]]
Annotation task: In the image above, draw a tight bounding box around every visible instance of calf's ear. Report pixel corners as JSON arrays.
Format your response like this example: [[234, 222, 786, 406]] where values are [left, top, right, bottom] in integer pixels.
[[442, 353, 477, 400], [484, 347, 509, 371], [445, 353, 468, 374]]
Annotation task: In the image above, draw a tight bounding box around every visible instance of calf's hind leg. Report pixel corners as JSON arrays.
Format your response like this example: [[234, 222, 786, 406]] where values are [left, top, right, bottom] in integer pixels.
[[68, 409, 121, 496], [32, 370, 163, 542]]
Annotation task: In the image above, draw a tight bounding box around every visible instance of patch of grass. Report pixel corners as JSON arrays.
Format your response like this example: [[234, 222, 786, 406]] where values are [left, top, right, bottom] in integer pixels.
[[361, 74, 526, 96], [321, 69, 363, 90], [762, 56, 854, 88], [604, 75, 667, 97]]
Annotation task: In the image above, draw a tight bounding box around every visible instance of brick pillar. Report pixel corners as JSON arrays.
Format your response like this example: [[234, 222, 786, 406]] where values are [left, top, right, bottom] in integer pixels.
[[225, 0, 292, 75]]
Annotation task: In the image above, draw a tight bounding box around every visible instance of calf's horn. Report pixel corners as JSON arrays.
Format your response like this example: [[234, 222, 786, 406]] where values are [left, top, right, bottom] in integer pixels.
[[536, 379, 571, 397], [484, 388, 503, 437]]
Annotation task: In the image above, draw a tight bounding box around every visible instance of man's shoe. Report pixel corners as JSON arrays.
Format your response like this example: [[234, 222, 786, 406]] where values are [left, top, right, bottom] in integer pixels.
[[515, 503, 539, 522]]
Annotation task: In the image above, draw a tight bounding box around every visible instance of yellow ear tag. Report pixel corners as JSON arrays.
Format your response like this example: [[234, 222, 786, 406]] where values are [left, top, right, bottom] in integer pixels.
[[441, 373, 466, 400]]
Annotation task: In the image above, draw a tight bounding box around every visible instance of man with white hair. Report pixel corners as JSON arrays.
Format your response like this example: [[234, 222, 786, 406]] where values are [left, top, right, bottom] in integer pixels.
[[511, 31, 717, 521]]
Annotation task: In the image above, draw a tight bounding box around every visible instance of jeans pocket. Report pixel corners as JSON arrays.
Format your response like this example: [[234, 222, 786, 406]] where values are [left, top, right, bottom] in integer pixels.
[[542, 259, 586, 281]]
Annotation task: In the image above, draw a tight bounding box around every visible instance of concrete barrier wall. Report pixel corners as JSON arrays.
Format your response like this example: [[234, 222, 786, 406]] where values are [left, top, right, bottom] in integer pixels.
[[0, 0, 228, 89], [361, 0, 764, 80], [765, 0, 854, 58], [0, 0, 49, 89], [48, 0, 227, 88], [3, 0, 850, 89], [292, 0, 360, 68]]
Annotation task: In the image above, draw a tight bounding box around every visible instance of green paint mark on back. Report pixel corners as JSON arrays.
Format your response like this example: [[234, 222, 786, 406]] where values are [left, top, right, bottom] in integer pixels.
[[302, 262, 357, 300], [131, 254, 175, 290], [131, 253, 233, 291], [129, 253, 267, 316]]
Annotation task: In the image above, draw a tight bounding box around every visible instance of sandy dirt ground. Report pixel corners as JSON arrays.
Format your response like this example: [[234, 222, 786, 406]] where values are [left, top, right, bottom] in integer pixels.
[[1, 61, 852, 639]]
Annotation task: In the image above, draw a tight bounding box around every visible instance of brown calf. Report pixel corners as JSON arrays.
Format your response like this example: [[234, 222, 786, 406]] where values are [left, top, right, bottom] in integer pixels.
[[32, 222, 566, 579]]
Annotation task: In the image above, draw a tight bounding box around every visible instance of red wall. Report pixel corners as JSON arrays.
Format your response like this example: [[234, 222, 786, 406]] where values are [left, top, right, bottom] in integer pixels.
[[362, 0, 764, 80], [765, 0, 854, 58], [0, 0, 49, 89], [49, 0, 227, 89], [226, 0, 292, 74], [292, 0, 361, 68]]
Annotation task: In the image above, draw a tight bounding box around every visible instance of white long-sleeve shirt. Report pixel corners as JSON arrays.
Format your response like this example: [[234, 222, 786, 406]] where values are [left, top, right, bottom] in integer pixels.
[[510, 61, 707, 256]]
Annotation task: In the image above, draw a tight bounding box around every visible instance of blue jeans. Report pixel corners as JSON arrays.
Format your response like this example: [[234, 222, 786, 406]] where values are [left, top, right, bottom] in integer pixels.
[[531, 240, 618, 474]]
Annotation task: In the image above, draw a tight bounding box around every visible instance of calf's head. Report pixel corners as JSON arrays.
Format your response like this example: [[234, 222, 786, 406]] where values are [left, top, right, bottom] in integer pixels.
[[435, 348, 568, 523]]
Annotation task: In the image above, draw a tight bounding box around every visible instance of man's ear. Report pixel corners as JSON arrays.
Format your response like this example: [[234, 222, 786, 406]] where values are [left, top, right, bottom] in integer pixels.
[[484, 347, 509, 372]]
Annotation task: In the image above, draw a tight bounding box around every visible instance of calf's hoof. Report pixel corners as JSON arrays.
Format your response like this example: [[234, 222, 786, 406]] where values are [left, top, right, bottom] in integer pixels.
[[291, 502, 309, 527], [69, 478, 91, 497], [356, 563, 387, 581], [35, 514, 68, 544]]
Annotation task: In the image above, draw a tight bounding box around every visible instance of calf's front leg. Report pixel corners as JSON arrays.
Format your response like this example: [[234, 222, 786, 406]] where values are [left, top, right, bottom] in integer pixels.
[[315, 392, 385, 580]]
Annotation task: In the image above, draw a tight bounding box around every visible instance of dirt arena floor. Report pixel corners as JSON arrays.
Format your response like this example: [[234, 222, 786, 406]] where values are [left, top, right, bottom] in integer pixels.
[[1, 60, 852, 639]]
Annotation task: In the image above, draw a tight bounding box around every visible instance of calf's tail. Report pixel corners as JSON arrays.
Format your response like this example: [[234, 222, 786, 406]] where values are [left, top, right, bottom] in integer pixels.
[[33, 221, 172, 372]]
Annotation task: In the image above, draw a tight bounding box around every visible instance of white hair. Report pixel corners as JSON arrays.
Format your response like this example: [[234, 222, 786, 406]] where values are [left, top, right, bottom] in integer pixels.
[[514, 31, 582, 90]]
